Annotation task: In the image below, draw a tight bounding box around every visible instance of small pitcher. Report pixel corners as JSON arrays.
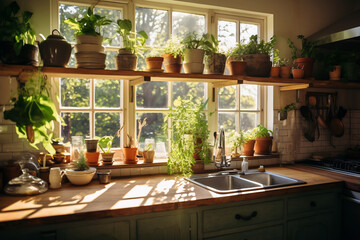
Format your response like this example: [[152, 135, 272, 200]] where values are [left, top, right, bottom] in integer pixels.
[[49, 167, 64, 189]]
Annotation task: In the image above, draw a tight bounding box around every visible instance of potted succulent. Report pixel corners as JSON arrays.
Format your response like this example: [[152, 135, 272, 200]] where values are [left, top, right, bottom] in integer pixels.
[[143, 143, 155, 163], [279, 58, 291, 78], [288, 35, 317, 78], [226, 41, 246, 75], [252, 125, 273, 155], [145, 48, 164, 72], [202, 33, 227, 74], [181, 32, 205, 74], [116, 19, 148, 71], [65, 6, 111, 69], [4, 72, 61, 155], [279, 103, 296, 121], [270, 48, 280, 77], [162, 36, 183, 73], [98, 127, 123, 165], [123, 118, 147, 164], [65, 152, 96, 186], [0, 1, 37, 66], [165, 97, 212, 176], [292, 65, 304, 79]]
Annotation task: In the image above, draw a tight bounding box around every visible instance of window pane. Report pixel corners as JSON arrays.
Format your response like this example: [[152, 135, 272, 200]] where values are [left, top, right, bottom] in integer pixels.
[[218, 113, 236, 134], [218, 86, 236, 110], [93, 8, 121, 47], [240, 23, 259, 43], [135, 7, 169, 47], [95, 79, 121, 108], [172, 82, 205, 106], [95, 112, 121, 147], [136, 113, 167, 156], [60, 78, 90, 108], [218, 20, 237, 53], [105, 50, 117, 70], [136, 82, 168, 109], [240, 84, 258, 110], [240, 112, 258, 130], [172, 12, 206, 38], [61, 112, 90, 143]]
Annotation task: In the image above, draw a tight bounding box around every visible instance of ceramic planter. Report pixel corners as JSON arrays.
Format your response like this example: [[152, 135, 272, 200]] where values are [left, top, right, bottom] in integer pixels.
[[183, 62, 204, 74], [162, 54, 182, 73], [116, 48, 137, 70], [270, 66, 280, 78], [294, 58, 315, 78], [85, 151, 100, 165], [292, 69, 304, 79], [143, 150, 155, 163], [183, 49, 205, 63], [85, 139, 98, 152], [228, 61, 246, 75], [329, 65, 341, 80], [254, 137, 273, 155], [76, 35, 103, 45], [204, 53, 226, 74], [101, 152, 115, 161], [123, 148, 138, 164], [145, 57, 164, 71], [241, 140, 255, 156], [242, 54, 271, 77], [280, 66, 291, 78]]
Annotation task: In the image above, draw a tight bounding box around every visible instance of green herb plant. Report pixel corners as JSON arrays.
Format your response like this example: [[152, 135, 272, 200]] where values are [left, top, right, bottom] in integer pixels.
[[0, 1, 36, 55], [272, 48, 280, 67], [279, 58, 290, 66], [226, 40, 246, 60], [181, 32, 207, 50], [76, 152, 90, 171], [116, 19, 148, 56], [164, 36, 183, 58], [228, 130, 243, 156], [65, 6, 112, 36], [4, 71, 62, 155], [98, 127, 123, 153], [164, 97, 212, 176], [202, 33, 221, 55], [287, 35, 318, 61], [243, 35, 276, 55], [252, 124, 273, 138]]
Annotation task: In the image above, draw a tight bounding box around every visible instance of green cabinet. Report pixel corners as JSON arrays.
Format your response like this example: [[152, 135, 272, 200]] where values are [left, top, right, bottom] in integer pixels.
[[205, 225, 283, 240]]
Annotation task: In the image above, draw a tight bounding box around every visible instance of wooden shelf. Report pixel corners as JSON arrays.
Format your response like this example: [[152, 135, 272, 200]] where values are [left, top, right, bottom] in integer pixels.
[[1, 64, 359, 90]]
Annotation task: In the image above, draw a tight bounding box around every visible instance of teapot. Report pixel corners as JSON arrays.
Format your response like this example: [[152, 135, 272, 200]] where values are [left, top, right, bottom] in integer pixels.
[[38, 29, 72, 67]]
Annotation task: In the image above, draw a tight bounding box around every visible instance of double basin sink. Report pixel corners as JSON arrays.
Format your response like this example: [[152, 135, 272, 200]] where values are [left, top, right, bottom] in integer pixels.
[[186, 170, 306, 194]]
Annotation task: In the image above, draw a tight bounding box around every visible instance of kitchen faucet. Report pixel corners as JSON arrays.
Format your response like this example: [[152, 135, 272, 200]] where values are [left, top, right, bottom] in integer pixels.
[[213, 126, 231, 170]]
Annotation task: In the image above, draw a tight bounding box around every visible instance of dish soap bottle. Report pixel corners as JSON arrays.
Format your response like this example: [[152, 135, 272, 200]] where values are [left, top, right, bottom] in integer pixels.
[[242, 157, 248, 173]]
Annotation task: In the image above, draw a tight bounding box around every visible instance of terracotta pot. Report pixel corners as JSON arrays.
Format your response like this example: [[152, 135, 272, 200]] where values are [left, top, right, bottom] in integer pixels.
[[241, 140, 255, 156], [294, 58, 315, 78], [192, 160, 205, 174], [254, 137, 273, 155], [329, 65, 341, 80], [101, 152, 115, 161], [242, 54, 271, 77], [162, 54, 182, 73], [292, 69, 304, 79], [85, 139, 98, 152], [86, 151, 100, 165], [143, 150, 155, 163], [204, 53, 226, 74], [116, 49, 137, 70], [270, 66, 280, 78], [228, 61, 246, 75], [183, 49, 205, 63], [145, 57, 163, 70], [123, 148, 138, 164], [280, 66, 291, 78]]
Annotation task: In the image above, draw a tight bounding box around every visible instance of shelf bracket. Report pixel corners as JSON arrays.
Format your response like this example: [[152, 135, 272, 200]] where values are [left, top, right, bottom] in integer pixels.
[[212, 79, 242, 88], [280, 83, 310, 91], [129, 76, 147, 87]]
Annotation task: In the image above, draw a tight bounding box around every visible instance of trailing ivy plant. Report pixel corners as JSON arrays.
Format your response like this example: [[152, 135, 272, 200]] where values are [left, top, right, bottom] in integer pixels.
[[164, 97, 212, 176], [4, 71, 62, 155]]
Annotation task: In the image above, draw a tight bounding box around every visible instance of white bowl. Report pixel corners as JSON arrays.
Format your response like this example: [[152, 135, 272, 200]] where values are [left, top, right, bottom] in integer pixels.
[[65, 167, 96, 185]]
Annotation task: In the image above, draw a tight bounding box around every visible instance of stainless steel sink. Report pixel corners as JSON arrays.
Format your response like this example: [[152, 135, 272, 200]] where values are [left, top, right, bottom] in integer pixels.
[[186, 171, 306, 194]]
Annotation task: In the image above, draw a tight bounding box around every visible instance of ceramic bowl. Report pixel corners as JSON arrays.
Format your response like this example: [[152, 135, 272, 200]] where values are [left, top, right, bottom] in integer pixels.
[[65, 167, 96, 185]]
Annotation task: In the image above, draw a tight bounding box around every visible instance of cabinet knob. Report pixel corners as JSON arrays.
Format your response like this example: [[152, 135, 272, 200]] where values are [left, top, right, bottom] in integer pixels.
[[310, 201, 317, 207], [235, 211, 257, 221]]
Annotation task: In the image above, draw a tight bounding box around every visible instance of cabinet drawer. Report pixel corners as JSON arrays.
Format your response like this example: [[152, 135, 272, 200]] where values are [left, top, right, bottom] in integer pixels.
[[203, 200, 284, 233], [287, 192, 338, 216]]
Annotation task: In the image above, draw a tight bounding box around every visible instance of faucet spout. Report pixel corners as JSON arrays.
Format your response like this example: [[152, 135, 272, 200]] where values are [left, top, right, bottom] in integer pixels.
[[213, 126, 231, 170]]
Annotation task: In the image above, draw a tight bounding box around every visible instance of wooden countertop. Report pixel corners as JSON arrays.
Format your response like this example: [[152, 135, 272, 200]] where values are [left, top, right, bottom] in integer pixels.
[[0, 167, 343, 230]]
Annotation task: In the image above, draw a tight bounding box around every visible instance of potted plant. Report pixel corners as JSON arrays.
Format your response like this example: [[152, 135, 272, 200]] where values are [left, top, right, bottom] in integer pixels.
[[202, 33, 227, 74], [123, 118, 147, 164], [279, 103, 296, 120], [228, 130, 242, 158], [326, 52, 342, 81], [65, 6, 111, 69], [98, 127, 123, 165], [240, 130, 256, 156], [226, 41, 246, 75], [4, 71, 61, 155], [292, 65, 304, 79], [143, 143, 155, 163], [165, 97, 212, 176], [181, 32, 205, 74], [252, 125, 273, 155], [288, 35, 317, 78], [0, 1, 38, 66], [116, 19, 148, 71], [65, 152, 96, 186], [145, 48, 164, 72], [270, 48, 280, 77], [162, 36, 183, 73], [242, 35, 276, 77], [279, 58, 291, 78]]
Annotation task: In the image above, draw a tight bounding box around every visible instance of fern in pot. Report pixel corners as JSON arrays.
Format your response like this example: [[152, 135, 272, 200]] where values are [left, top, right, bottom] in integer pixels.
[[202, 33, 227, 75]]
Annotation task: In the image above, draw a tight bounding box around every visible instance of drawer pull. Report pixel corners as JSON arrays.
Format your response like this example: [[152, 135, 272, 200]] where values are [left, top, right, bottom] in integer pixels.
[[310, 201, 317, 207], [235, 211, 257, 221]]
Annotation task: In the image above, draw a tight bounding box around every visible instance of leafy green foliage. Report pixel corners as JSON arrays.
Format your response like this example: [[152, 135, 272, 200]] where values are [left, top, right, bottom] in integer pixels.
[[64, 6, 112, 36], [0, 1, 36, 55], [287, 35, 317, 60], [279, 58, 290, 66], [252, 124, 273, 138], [202, 33, 221, 55], [4, 72, 61, 154], [98, 128, 122, 153], [280, 103, 296, 113], [164, 36, 183, 58], [272, 48, 280, 66], [117, 19, 148, 56], [228, 130, 243, 151], [243, 35, 276, 55], [165, 97, 212, 176], [226, 40, 246, 58], [76, 152, 90, 171], [181, 32, 205, 50]]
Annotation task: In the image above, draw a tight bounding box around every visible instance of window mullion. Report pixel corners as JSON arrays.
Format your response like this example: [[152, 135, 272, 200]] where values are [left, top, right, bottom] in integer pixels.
[[91, 79, 95, 138]]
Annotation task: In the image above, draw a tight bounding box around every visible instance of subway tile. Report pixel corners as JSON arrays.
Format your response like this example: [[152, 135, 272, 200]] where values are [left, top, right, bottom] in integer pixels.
[[141, 167, 158, 175], [111, 169, 121, 177], [2, 142, 23, 152], [120, 168, 131, 177], [0, 133, 12, 144], [130, 167, 141, 176], [0, 152, 12, 161], [158, 166, 168, 174], [0, 125, 12, 134]]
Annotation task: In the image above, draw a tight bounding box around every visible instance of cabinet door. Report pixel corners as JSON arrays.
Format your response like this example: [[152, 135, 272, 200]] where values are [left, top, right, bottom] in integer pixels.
[[205, 225, 283, 240], [137, 213, 190, 240], [287, 212, 338, 240]]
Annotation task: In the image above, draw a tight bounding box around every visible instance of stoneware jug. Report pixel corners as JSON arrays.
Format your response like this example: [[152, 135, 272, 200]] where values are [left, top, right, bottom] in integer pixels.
[[49, 167, 64, 189], [39, 29, 72, 67]]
